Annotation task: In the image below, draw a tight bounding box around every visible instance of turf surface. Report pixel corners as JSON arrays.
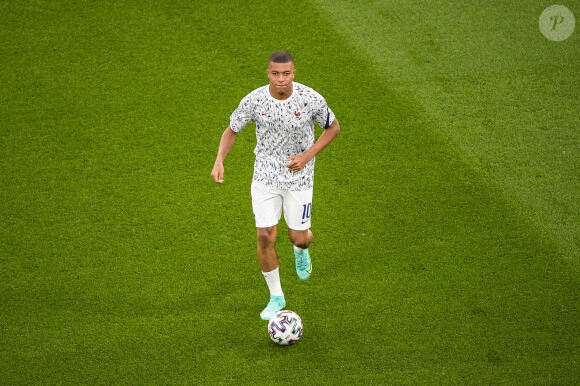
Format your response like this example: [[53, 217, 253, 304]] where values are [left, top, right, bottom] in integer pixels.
[[1, 0, 578, 383]]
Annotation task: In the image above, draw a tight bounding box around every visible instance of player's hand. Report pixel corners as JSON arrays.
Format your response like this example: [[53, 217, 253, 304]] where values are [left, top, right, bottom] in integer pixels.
[[285, 154, 310, 173], [211, 161, 224, 183]]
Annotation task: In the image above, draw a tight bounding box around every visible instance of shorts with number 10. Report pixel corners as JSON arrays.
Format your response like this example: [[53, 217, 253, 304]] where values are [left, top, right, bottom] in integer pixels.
[[251, 181, 313, 230]]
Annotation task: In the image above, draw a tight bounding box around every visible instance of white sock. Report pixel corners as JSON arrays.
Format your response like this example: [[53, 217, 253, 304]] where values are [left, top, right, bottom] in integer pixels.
[[262, 267, 284, 297], [294, 245, 305, 253]]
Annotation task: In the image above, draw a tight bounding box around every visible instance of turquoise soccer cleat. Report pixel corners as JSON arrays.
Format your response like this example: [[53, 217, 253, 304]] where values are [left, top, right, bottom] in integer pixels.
[[294, 248, 312, 280], [260, 295, 286, 320]]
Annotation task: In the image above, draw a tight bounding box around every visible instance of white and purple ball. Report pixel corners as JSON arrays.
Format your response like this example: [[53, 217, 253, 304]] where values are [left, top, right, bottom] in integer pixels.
[[268, 310, 303, 345]]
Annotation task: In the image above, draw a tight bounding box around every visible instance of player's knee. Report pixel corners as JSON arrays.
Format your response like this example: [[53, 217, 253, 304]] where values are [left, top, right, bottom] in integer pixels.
[[257, 227, 277, 249], [289, 229, 312, 249]]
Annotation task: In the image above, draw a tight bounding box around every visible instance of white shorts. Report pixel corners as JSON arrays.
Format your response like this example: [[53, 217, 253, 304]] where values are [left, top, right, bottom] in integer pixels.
[[251, 181, 313, 230]]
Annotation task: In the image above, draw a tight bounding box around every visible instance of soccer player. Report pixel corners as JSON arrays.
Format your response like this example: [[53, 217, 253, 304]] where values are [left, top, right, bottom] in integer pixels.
[[211, 51, 340, 320]]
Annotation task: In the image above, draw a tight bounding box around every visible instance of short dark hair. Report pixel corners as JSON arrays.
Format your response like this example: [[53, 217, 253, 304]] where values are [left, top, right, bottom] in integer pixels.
[[269, 51, 294, 65]]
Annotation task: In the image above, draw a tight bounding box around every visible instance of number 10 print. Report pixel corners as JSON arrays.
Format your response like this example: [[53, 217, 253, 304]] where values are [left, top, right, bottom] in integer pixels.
[[302, 203, 311, 221]]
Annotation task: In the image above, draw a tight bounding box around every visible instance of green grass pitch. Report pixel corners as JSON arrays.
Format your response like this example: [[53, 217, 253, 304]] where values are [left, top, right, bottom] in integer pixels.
[[1, 0, 578, 383]]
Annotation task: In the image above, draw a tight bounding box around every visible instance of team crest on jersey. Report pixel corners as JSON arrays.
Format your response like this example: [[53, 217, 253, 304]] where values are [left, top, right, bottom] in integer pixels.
[[294, 111, 301, 118]]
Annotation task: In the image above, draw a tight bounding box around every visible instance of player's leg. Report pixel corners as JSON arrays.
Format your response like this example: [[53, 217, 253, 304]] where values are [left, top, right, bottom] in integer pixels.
[[283, 189, 314, 280], [289, 229, 313, 280], [257, 226, 286, 319], [257, 226, 279, 272], [288, 228, 313, 250], [252, 182, 286, 319]]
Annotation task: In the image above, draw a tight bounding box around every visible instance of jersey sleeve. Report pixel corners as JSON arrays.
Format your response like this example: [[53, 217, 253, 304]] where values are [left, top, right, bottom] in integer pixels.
[[312, 93, 336, 129], [229, 93, 254, 133]]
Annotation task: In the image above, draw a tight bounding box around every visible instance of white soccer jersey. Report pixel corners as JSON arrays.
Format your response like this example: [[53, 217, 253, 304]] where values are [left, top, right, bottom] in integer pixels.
[[230, 82, 335, 191]]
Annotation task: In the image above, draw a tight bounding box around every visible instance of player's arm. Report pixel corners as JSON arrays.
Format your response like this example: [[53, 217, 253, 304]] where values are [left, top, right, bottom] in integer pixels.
[[211, 126, 237, 183], [286, 118, 340, 173]]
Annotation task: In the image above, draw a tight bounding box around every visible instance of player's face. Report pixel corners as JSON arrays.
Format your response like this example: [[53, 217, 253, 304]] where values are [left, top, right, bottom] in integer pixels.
[[267, 61, 296, 99]]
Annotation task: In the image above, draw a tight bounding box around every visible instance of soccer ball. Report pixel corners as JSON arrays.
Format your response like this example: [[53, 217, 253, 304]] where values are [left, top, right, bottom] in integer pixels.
[[268, 310, 303, 345]]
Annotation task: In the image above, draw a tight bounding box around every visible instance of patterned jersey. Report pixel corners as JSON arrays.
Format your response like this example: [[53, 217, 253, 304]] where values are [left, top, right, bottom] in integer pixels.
[[230, 82, 335, 190]]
